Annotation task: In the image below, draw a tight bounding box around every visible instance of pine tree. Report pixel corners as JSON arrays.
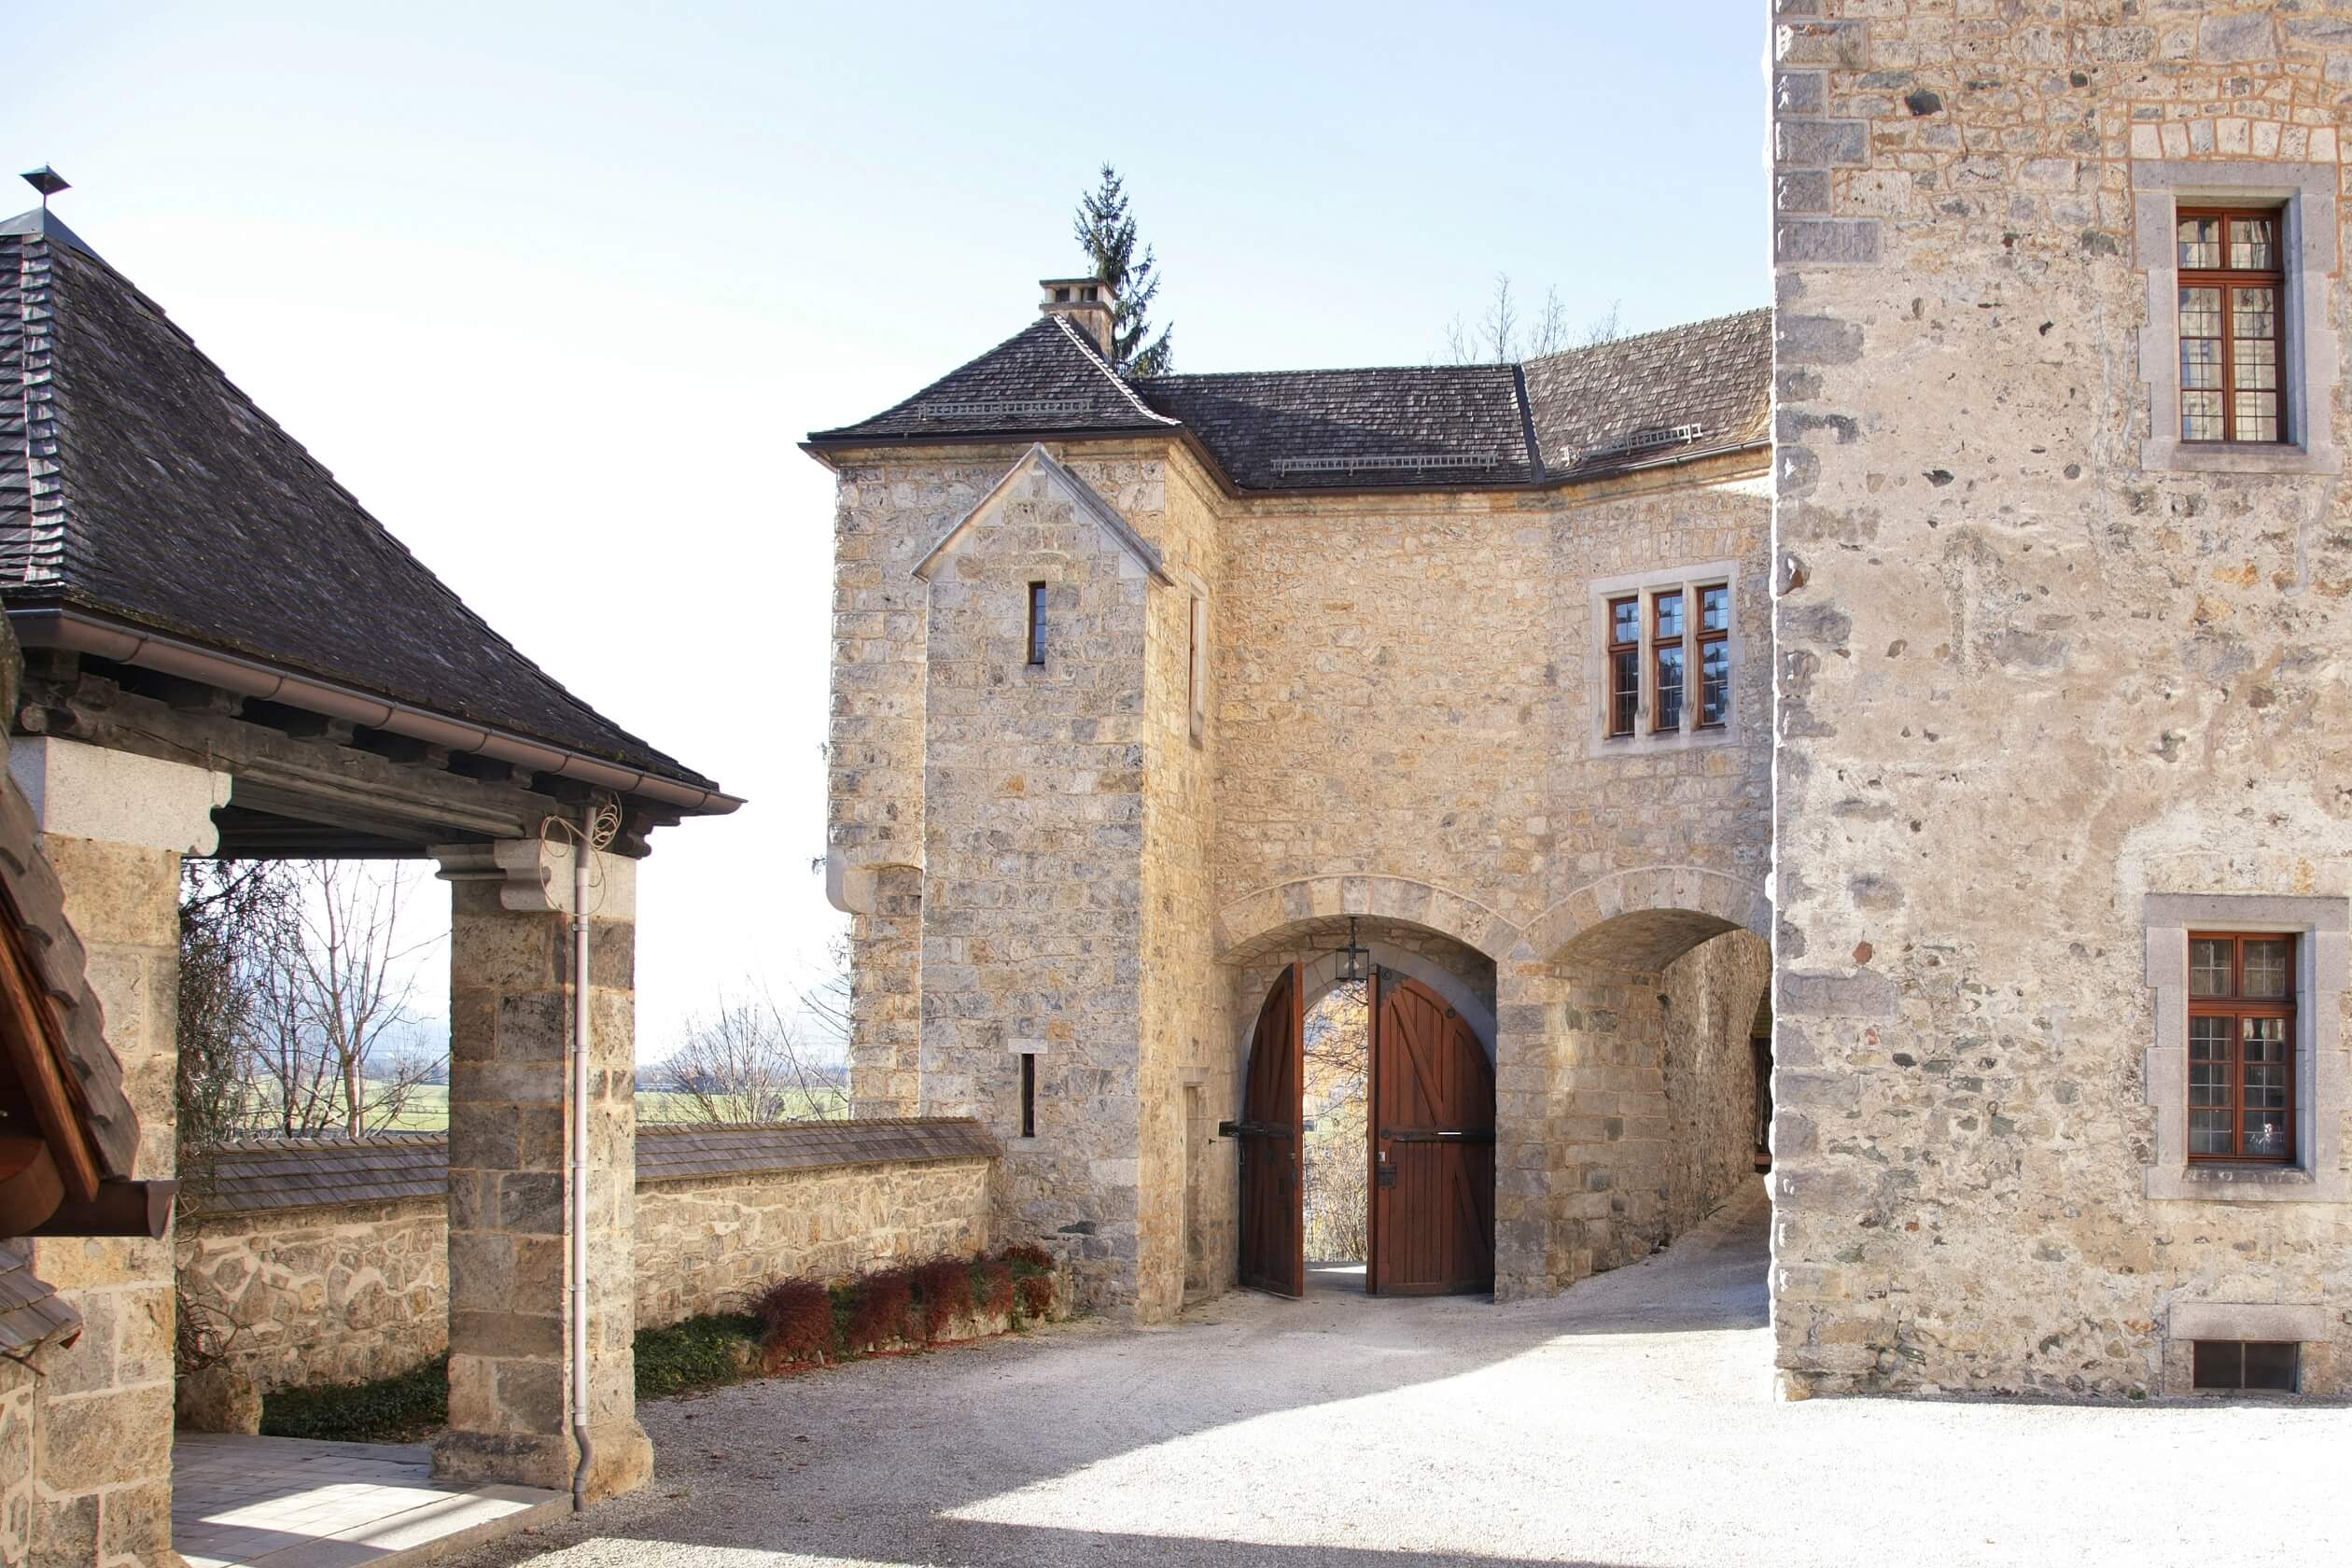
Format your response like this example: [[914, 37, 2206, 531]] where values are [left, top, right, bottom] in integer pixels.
[[1072, 164, 1174, 376]]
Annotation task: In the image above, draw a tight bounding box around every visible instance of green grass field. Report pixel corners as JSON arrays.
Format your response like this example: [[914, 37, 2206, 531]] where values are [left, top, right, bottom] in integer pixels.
[[343, 1082, 845, 1132]]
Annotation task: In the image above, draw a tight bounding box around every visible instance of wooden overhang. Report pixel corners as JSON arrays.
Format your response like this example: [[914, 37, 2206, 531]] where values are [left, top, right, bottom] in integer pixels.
[[0, 760, 161, 1241]]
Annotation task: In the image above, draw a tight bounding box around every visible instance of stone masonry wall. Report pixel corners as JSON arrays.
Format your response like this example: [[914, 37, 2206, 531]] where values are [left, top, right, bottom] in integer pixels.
[[632, 1155, 992, 1328], [178, 1197, 447, 1410], [1662, 931, 1772, 1240], [1773, 1, 2352, 1396], [917, 450, 1159, 1312], [172, 1152, 996, 1423]]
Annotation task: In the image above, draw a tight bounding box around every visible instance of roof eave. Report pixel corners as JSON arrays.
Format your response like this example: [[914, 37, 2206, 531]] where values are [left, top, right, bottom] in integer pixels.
[[8, 605, 743, 817]]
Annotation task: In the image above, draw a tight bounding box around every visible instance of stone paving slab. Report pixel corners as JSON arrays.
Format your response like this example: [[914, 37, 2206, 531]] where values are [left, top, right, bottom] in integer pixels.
[[174, 1435, 567, 1568]]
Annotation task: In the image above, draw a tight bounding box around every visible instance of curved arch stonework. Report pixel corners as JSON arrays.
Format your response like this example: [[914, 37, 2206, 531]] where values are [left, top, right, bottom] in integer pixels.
[[1213, 875, 1522, 965], [1231, 940, 1501, 1072], [1523, 866, 1770, 973]]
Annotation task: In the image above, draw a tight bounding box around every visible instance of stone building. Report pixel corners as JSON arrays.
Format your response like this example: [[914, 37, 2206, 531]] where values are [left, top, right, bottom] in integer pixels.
[[1771, 0, 2352, 1398], [808, 295, 1780, 1318], [817, 0, 2352, 1398], [0, 198, 735, 1559]]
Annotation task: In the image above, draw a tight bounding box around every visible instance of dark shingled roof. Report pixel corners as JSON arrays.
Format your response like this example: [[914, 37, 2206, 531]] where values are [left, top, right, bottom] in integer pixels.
[[1137, 365, 1538, 490], [808, 303, 1771, 494], [1521, 308, 1773, 480], [0, 1240, 81, 1355], [0, 208, 716, 792], [192, 1118, 1000, 1214], [808, 315, 1178, 442]]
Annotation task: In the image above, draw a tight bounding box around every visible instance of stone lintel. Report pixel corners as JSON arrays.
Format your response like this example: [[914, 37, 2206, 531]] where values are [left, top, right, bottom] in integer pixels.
[[9, 735, 229, 853]]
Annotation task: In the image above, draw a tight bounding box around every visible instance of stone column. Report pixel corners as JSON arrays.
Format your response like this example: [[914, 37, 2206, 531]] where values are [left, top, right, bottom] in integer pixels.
[[431, 839, 651, 1501], [1490, 955, 1556, 1302], [9, 736, 229, 1567]]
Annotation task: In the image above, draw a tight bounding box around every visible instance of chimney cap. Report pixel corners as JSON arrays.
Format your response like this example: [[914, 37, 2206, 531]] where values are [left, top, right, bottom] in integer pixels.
[[1040, 275, 1117, 307]]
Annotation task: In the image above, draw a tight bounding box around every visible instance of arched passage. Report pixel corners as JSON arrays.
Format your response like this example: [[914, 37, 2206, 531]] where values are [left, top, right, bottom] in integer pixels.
[[1229, 917, 1498, 1301], [1495, 877, 1771, 1303]]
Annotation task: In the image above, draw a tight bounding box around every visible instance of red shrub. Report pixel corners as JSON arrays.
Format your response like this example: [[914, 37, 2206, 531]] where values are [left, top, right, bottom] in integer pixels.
[[754, 1276, 833, 1368], [973, 1260, 1016, 1318], [998, 1241, 1054, 1270], [914, 1256, 973, 1341], [1015, 1271, 1054, 1320], [847, 1267, 916, 1351]]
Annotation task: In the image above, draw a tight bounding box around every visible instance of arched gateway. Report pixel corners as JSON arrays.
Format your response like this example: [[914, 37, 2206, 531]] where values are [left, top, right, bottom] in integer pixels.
[[1238, 964, 1495, 1298]]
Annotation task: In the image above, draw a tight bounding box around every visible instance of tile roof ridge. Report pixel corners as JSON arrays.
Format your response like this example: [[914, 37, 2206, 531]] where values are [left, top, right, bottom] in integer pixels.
[[1519, 306, 1772, 371], [215, 1130, 450, 1150], [32, 242, 703, 785], [1046, 313, 1182, 427], [1147, 361, 1523, 383]]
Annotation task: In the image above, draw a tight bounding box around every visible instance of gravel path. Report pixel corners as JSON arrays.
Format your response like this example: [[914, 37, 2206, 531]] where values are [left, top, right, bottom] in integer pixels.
[[454, 1182, 2352, 1567]]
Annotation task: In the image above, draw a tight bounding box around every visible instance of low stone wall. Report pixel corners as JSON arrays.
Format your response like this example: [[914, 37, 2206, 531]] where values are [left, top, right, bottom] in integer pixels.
[[175, 1119, 998, 1429], [635, 1155, 991, 1330]]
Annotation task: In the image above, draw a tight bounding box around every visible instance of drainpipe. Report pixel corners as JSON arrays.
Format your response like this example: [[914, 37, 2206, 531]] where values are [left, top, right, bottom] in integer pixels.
[[570, 819, 595, 1512]]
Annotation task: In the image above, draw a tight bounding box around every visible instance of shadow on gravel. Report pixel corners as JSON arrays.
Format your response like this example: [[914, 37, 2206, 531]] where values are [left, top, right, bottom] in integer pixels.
[[445, 1188, 1772, 1568]]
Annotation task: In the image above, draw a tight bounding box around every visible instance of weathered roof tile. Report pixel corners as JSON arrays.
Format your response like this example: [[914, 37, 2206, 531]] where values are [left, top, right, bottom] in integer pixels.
[[0, 210, 717, 793]]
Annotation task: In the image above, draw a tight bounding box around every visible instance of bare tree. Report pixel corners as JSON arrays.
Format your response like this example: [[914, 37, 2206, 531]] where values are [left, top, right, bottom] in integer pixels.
[[1302, 981, 1370, 1263], [655, 983, 848, 1125], [177, 861, 299, 1189], [1442, 274, 1621, 364], [243, 861, 442, 1138]]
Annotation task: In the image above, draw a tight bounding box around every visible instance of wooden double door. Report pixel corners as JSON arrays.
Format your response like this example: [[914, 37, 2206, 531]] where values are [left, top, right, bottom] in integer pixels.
[[1237, 963, 1495, 1298]]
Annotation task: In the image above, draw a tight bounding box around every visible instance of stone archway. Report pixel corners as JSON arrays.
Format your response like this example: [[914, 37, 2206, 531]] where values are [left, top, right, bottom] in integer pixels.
[[1521, 866, 1770, 972]]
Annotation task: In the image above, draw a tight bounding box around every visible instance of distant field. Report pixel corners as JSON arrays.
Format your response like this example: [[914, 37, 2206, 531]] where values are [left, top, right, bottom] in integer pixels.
[[236, 1082, 843, 1135]]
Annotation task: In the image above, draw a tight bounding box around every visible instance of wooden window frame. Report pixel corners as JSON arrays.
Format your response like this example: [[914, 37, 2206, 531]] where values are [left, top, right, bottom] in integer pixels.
[[1650, 589, 1687, 735], [1694, 583, 1730, 730], [2187, 931, 2297, 1165], [1027, 581, 1047, 666], [1605, 595, 1640, 738], [2177, 206, 2287, 445]]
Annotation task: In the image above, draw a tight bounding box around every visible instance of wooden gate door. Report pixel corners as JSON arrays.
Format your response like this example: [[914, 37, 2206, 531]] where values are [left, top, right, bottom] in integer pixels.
[[1237, 962, 1305, 1297], [1368, 972, 1495, 1295]]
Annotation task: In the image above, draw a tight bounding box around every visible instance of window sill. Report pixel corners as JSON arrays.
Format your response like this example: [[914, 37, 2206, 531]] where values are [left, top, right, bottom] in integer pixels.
[[2146, 1162, 2349, 1202], [2142, 438, 2341, 475]]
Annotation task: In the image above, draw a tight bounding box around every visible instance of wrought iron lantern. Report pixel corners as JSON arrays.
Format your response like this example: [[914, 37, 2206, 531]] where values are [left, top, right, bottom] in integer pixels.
[[1334, 916, 1370, 985]]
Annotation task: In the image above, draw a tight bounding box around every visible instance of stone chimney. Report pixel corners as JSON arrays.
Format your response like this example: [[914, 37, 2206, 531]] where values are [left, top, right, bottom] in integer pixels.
[[1039, 276, 1118, 358]]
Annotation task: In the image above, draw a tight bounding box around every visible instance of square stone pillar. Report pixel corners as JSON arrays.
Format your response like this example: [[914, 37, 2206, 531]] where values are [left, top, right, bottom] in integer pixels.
[[9, 736, 230, 1567], [431, 839, 651, 1501], [1491, 955, 1559, 1302]]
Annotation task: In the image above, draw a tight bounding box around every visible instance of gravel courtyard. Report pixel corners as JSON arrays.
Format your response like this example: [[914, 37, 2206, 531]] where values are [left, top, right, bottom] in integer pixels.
[[456, 1183, 2352, 1568]]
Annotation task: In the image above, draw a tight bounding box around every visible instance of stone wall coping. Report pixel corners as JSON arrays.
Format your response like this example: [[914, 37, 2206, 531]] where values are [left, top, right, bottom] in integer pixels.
[[188, 1118, 1001, 1216]]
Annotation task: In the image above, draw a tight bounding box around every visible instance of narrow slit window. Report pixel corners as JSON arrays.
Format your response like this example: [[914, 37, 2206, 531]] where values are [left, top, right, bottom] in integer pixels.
[[1019, 1053, 1037, 1138], [2177, 207, 2285, 444], [2186, 931, 2296, 1164], [2192, 1339, 2300, 1393], [1696, 584, 1730, 728], [1027, 581, 1047, 665], [1652, 590, 1686, 734], [1606, 595, 1640, 736]]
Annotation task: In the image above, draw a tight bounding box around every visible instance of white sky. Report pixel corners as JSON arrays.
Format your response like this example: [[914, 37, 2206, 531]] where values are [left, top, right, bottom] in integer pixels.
[[10, 1, 1769, 1061]]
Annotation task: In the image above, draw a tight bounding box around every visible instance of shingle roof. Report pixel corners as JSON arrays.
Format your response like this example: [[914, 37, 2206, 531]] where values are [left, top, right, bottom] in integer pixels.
[[808, 315, 1178, 442], [0, 1240, 80, 1355], [190, 1118, 1001, 1214], [1521, 308, 1773, 479], [0, 208, 718, 794], [1137, 365, 1538, 490], [807, 304, 1771, 494]]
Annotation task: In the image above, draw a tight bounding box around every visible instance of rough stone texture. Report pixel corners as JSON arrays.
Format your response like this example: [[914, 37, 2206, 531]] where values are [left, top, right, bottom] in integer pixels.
[[822, 423, 1774, 1315], [1772, 2, 2352, 1397], [24, 831, 183, 1567], [436, 846, 650, 1500], [1662, 932, 1771, 1241], [631, 1155, 993, 1328], [171, 1149, 997, 1422], [175, 1196, 448, 1429]]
